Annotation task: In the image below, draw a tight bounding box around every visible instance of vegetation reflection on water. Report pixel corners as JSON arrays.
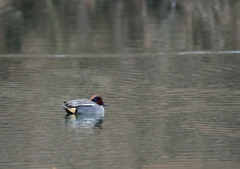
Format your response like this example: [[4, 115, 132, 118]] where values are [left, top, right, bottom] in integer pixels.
[[0, 0, 240, 54]]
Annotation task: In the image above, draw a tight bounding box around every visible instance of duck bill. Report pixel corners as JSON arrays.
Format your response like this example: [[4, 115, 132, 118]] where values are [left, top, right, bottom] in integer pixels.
[[102, 103, 108, 106]]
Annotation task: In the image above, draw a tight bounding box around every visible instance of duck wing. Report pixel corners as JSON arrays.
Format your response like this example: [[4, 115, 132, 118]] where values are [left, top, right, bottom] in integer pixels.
[[62, 99, 95, 114], [62, 99, 95, 108]]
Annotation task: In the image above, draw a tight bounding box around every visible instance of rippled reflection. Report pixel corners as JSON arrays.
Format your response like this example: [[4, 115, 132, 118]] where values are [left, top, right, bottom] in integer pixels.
[[0, 54, 239, 168], [1, 0, 240, 54], [64, 113, 104, 129]]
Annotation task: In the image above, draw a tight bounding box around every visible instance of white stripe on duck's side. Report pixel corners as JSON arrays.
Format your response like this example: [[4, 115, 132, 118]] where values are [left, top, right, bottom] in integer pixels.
[[62, 95, 106, 115]]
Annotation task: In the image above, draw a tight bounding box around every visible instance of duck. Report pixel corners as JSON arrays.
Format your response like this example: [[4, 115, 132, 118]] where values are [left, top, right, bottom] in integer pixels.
[[62, 95, 107, 115]]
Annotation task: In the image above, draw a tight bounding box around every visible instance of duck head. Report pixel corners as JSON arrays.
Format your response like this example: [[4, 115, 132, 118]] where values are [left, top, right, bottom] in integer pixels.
[[90, 95, 107, 106]]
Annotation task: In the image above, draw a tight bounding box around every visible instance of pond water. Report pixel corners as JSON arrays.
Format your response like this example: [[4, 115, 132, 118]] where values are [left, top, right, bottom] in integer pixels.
[[0, 0, 240, 168], [0, 53, 239, 169]]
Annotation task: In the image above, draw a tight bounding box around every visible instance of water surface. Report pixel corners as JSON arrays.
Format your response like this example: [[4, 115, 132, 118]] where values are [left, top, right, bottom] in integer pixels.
[[0, 53, 239, 169]]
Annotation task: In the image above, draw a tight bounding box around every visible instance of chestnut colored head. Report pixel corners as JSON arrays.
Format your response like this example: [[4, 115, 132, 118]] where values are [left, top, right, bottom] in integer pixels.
[[90, 95, 107, 106]]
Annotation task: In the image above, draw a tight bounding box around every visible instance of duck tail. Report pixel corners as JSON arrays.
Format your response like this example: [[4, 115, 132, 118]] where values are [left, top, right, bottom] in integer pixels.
[[64, 108, 77, 114], [62, 102, 77, 114]]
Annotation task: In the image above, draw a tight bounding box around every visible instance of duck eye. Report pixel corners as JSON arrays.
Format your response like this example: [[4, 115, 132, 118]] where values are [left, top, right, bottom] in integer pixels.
[[96, 97, 102, 101]]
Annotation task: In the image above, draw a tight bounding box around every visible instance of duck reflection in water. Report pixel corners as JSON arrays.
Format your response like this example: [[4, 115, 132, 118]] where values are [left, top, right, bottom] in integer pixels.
[[64, 113, 104, 129]]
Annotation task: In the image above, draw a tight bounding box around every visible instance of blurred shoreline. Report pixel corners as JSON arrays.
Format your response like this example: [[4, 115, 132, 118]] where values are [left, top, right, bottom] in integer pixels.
[[0, 0, 240, 54]]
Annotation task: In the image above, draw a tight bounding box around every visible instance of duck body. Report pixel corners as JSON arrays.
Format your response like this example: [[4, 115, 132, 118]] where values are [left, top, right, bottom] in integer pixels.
[[62, 95, 106, 115]]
